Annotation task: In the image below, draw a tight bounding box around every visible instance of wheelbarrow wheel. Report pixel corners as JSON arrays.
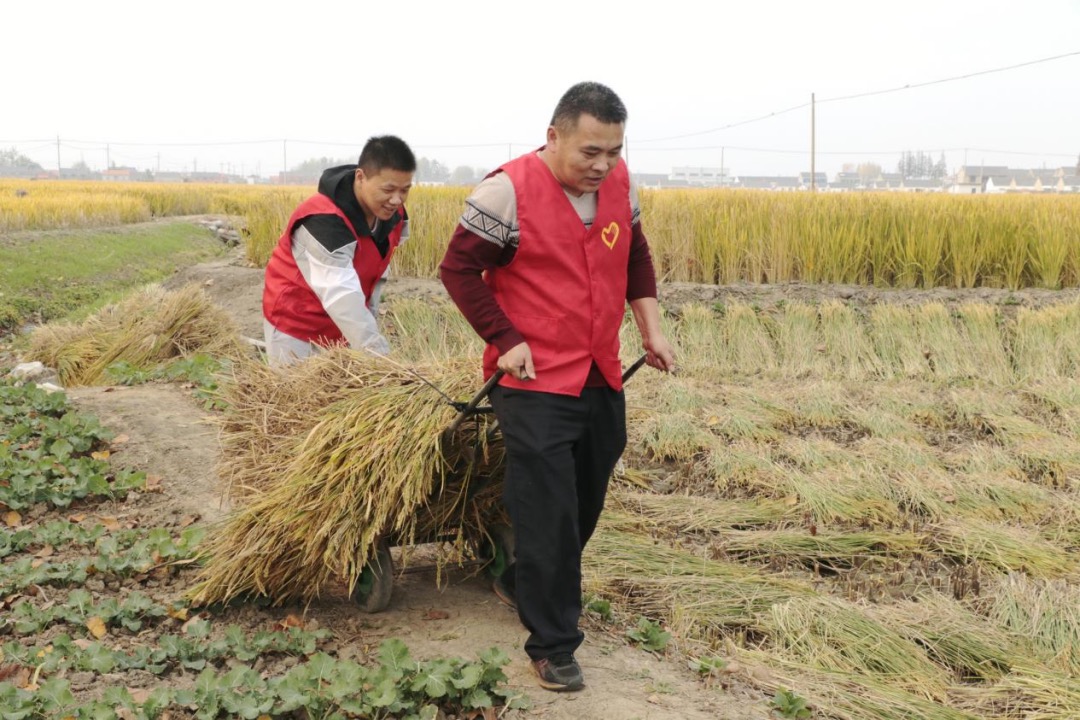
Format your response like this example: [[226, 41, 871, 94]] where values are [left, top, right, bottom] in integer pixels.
[[352, 539, 393, 613], [483, 523, 516, 578]]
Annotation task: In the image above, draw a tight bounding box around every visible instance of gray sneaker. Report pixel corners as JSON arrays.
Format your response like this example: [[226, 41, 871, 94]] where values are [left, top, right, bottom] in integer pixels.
[[532, 653, 585, 692]]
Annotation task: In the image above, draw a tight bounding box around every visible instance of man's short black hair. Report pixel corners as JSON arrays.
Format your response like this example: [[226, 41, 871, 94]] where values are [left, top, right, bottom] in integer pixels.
[[550, 82, 628, 131], [358, 135, 417, 175]]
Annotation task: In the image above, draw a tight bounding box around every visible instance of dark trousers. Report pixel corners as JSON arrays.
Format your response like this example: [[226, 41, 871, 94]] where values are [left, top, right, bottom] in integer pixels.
[[490, 385, 626, 660]]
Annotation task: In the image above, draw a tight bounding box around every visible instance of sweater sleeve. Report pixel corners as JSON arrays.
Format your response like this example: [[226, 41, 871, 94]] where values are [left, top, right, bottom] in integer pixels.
[[439, 224, 525, 354], [626, 222, 658, 301]]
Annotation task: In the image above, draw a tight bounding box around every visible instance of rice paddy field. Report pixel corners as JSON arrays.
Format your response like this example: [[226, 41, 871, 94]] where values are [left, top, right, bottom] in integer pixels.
[[4, 179, 1080, 288], [3, 178, 1080, 718]]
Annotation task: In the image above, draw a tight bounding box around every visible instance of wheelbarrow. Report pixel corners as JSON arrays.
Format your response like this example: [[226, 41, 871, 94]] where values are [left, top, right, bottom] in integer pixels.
[[352, 354, 650, 612]]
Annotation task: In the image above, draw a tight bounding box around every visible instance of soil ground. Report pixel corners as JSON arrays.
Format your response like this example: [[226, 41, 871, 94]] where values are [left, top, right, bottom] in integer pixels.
[[13, 216, 1079, 718]]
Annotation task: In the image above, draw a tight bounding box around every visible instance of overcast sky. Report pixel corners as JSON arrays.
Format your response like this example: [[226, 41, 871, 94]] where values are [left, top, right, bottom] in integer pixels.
[[3, 0, 1078, 179]]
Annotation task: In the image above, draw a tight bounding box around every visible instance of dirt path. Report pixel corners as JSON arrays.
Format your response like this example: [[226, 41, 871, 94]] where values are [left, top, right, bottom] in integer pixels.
[[65, 384, 230, 526]]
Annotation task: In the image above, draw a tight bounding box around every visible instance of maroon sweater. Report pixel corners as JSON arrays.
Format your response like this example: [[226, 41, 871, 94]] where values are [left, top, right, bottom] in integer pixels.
[[439, 222, 659, 386]]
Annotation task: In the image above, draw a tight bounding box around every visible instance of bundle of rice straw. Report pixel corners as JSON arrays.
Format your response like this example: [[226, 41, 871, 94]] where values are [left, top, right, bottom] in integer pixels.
[[188, 349, 506, 606], [27, 284, 243, 386], [214, 348, 419, 501]]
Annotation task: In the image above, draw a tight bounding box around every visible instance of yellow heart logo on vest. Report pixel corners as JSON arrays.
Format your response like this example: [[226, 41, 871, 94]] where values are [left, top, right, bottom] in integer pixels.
[[601, 221, 620, 250]]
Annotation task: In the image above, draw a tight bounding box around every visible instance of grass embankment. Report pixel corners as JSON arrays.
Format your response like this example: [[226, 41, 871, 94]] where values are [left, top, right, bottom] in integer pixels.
[[0, 222, 225, 333]]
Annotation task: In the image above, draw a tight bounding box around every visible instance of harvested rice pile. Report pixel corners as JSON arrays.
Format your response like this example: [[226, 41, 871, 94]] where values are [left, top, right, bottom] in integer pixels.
[[26, 284, 244, 386], [189, 349, 505, 606]]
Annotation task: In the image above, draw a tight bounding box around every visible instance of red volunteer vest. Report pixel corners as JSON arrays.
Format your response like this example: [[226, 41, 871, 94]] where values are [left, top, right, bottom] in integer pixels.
[[262, 193, 404, 345], [483, 152, 632, 396]]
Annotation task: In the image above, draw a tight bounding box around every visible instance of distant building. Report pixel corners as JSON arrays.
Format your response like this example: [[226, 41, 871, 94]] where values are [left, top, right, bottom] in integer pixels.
[[955, 165, 1076, 194], [731, 176, 802, 191], [102, 166, 142, 182], [951, 165, 1010, 194], [825, 177, 863, 192], [895, 178, 946, 193], [632, 172, 679, 188], [269, 172, 321, 187], [668, 166, 730, 186], [152, 171, 186, 183]]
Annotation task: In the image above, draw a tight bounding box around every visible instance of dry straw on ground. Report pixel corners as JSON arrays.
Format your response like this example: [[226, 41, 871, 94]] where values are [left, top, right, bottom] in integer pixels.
[[26, 284, 243, 386], [189, 349, 506, 606]]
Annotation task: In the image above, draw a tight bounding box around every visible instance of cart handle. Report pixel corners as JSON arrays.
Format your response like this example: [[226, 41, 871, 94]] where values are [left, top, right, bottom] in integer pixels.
[[443, 369, 504, 438]]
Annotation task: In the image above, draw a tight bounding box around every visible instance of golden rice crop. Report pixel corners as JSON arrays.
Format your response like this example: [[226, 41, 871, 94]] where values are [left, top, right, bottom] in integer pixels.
[[390, 186, 472, 277], [608, 492, 793, 532], [0, 179, 253, 232], [742, 651, 980, 720], [638, 190, 1080, 288], [775, 303, 829, 378], [954, 304, 1013, 385], [653, 300, 1079, 385], [873, 594, 1017, 682], [951, 667, 1080, 720], [927, 519, 1078, 578], [25, 284, 243, 385], [761, 595, 949, 694], [382, 297, 484, 363], [869, 304, 931, 379], [583, 526, 809, 645], [722, 303, 779, 374], [1011, 302, 1080, 381], [189, 351, 506, 606], [7, 180, 1080, 289], [985, 573, 1080, 675]]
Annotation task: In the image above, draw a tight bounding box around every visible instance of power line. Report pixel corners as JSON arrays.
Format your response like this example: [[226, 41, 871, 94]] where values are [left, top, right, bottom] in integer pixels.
[[964, 147, 1078, 159], [62, 138, 278, 148], [45, 137, 536, 151], [632, 49, 1080, 144], [629, 144, 1076, 158], [818, 49, 1080, 105], [631, 102, 811, 144], [286, 138, 533, 150]]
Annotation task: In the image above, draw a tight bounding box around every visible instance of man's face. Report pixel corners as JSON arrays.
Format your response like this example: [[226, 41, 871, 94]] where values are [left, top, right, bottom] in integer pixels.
[[354, 168, 413, 222], [545, 113, 625, 196]]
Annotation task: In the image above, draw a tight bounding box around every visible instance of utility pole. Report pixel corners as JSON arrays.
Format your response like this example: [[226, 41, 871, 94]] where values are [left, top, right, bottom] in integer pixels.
[[810, 93, 817, 192], [283, 140, 288, 185], [56, 135, 61, 178]]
